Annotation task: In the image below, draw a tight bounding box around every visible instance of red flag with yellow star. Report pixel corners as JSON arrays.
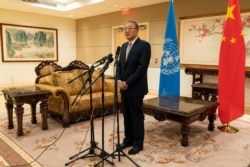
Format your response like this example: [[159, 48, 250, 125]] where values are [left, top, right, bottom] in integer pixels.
[[218, 0, 246, 124]]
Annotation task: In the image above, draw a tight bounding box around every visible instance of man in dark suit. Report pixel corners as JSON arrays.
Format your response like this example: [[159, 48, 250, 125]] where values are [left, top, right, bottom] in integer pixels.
[[116, 20, 151, 155]]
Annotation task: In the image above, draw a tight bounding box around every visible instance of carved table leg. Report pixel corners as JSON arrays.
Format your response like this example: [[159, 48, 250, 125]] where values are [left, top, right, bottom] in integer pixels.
[[180, 123, 190, 147], [15, 103, 24, 136], [40, 99, 48, 130], [5, 100, 14, 129], [208, 114, 216, 131], [30, 102, 38, 124]]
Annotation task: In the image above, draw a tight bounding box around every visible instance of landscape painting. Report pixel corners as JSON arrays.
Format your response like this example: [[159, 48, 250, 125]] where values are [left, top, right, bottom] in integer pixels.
[[1, 24, 58, 62]]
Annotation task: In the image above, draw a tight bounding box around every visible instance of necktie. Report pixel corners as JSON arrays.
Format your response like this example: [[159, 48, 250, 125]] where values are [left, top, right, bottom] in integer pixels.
[[126, 42, 132, 61]]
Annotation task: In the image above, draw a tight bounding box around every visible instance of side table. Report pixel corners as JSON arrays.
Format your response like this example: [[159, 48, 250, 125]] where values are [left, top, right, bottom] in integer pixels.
[[1, 85, 51, 136]]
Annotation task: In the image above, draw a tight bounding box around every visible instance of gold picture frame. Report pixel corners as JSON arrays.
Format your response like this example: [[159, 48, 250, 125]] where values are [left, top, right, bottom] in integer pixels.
[[1, 23, 58, 62]]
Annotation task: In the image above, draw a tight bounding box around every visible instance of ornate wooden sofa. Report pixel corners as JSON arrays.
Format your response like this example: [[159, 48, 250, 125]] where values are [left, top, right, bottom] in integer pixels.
[[35, 60, 120, 127]]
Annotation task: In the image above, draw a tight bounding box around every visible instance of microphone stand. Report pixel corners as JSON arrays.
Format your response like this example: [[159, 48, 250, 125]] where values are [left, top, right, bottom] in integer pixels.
[[93, 56, 115, 167], [65, 57, 114, 166], [110, 48, 140, 167], [70, 69, 89, 107]]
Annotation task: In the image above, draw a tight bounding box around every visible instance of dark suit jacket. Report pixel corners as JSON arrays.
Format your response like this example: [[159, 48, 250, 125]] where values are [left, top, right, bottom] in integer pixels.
[[116, 38, 151, 96]]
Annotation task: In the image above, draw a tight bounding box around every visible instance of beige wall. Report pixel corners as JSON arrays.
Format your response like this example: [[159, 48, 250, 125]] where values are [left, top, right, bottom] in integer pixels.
[[0, 8, 76, 86], [75, 0, 250, 63]]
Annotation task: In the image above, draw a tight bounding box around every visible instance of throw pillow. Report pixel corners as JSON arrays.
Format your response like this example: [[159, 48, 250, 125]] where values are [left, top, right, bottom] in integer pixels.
[[53, 69, 88, 95]]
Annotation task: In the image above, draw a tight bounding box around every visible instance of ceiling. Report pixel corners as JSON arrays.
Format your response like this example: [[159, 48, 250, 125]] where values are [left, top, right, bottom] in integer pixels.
[[0, 0, 168, 19]]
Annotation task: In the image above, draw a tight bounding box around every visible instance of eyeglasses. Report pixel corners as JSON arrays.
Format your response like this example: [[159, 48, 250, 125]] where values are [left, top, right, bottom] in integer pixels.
[[124, 27, 137, 31]]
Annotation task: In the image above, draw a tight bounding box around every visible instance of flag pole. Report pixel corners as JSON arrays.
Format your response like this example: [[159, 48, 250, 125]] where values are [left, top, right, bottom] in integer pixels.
[[217, 124, 239, 133]]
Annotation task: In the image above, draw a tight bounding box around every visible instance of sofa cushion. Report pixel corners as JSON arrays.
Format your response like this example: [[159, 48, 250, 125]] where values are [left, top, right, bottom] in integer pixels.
[[92, 69, 102, 93], [53, 69, 88, 95], [70, 91, 114, 112]]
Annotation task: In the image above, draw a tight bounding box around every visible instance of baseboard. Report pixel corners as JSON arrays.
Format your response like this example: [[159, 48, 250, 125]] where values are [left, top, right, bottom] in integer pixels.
[[148, 90, 157, 96], [246, 106, 250, 115]]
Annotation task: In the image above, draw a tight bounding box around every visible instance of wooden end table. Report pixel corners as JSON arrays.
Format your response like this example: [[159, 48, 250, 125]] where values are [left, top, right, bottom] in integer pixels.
[[143, 95, 219, 147], [1, 86, 50, 136]]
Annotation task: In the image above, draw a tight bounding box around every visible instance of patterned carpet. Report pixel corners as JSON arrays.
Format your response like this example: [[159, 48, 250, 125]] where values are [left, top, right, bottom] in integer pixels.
[[1, 108, 250, 167], [0, 131, 42, 167]]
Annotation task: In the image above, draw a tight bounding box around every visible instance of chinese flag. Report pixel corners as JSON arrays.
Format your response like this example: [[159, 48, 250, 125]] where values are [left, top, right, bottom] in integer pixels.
[[218, 0, 246, 124]]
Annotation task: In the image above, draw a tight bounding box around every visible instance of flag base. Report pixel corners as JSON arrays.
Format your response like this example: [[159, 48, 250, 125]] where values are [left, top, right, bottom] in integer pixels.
[[217, 124, 239, 133]]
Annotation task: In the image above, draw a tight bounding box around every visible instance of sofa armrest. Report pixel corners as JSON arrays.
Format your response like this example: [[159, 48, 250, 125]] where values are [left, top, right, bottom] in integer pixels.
[[35, 84, 71, 127]]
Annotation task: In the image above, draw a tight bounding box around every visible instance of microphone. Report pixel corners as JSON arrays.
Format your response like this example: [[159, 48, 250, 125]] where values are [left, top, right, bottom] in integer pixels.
[[100, 54, 113, 73], [115, 46, 121, 59], [114, 46, 120, 66], [94, 54, 113, 64], [92, 54, 113, 69], [107, 56, 114, 63]]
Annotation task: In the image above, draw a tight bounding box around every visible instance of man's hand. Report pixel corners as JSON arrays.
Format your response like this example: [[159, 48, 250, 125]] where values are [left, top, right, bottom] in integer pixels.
[[117, 80, 128, 90]]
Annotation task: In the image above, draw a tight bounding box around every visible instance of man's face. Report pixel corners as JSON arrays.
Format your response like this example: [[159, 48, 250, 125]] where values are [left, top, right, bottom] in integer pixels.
[[124, 22, 138, 41]]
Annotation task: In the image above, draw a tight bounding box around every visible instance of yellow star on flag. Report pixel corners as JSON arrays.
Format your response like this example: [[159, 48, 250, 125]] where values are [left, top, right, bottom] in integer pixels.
[[230, 37, 236, 44], [221, 35, 226, 42], [226, 5, 236, 20], [240, 30, 244, 36]]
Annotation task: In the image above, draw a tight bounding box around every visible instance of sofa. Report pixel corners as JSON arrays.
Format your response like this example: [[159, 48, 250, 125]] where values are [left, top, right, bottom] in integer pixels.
[[35, 60, 120, 127]]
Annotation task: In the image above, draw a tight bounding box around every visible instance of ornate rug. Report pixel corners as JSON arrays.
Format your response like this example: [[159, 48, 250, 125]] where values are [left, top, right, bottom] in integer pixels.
[[0, 111, 250, 167], [0, 131, 42, 167]]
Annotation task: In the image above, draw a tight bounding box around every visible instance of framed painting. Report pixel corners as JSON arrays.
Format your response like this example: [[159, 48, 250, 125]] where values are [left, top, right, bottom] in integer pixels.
[[179, 11, 250, 68], [1, 24, 58, 62]]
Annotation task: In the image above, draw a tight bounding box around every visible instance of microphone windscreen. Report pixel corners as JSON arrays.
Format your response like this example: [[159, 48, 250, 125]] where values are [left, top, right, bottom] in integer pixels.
[[115, 46, 121, 56]]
